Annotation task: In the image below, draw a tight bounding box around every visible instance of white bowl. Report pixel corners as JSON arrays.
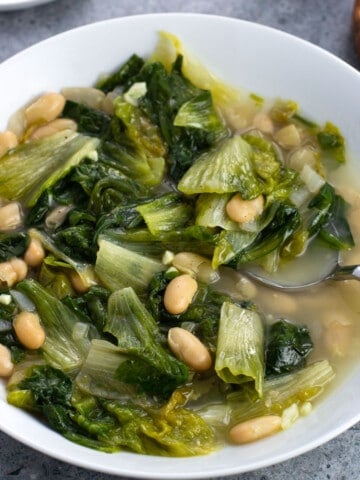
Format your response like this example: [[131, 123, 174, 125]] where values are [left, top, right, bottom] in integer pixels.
[[0, 0, 55, 11], [0, 13, 360, 479]]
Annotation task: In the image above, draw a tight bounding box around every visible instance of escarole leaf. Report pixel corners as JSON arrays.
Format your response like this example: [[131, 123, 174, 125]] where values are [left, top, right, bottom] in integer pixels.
[[105, 287, 189, 397], [0, 232, 29, 262], [88, 173, 143, 215], [242, 134, 281, 185], [75, 339, 135, 400], [150, 31, 258, 128], [95, 237, 165, 293], [16, 279, 94, 373], [317, 121, 345, 164], [229, 203, 301, 269], [114, 97, 167, 159], [212, 201, 284, 268], [103, 225, 216, 257], [178, 135, 262, 198], [96, 53, 145, 93], [173, 90, 228, 144], [103, 390, 216, 456], [228, 360, 335, 425], [136, 193, 194, 235], [112, 98, 167, 187], [308, 183, 354, 250], [265, 319, 313, 376], [7, 364, 77, 434], [212, 230, 258, 268], [28, 229, 97, 289], [62, 100, 112, 138], [99, 141, 165, 188], [0, 131, 99, 207], [195, 193, 240, 230], [128, 54, 226, 181], [73, 389, 216, 456], [215, 302, 264, 395]]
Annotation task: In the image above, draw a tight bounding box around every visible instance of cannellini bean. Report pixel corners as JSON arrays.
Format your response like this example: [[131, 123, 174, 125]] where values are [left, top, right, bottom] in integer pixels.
[[69, 271, 89, 293], [29, 118, 77, 140], [226, 194, 264, 224], [101, 93, 116, 114], [0, 202, 22, 231], [235, 276, 257, 300], [335, 185, 360, 209], [25, 93, 66, 126], [268, 292, 298, 315], [172, 252, 218, 283], [13, 311, 45, 350], [61, 87, 105, 110], [252, 113, 274, 135], [7, 109, 27, 139], [0, 130, 18, 157], [338, 280, 360, 312], [348, 207, 360, 239], [45, 205, 73, 230], [9, 258, 28, 282], [274, 124, 301, 149], [0, 262, 17, 287], [24, 238, 45, 267], [229, 415, 282, 444], [0, 344, 14, 377], [168, 327, 212, 371], [163, 274, 198, 314], [324, 321, 352, 357]]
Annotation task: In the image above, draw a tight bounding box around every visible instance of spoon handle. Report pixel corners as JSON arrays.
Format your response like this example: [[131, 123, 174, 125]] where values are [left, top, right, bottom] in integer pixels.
[[331, 265, 360, 281]]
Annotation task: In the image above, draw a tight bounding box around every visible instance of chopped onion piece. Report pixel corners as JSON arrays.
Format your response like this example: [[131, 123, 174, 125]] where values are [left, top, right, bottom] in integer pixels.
[[300, 164, 326, 193]]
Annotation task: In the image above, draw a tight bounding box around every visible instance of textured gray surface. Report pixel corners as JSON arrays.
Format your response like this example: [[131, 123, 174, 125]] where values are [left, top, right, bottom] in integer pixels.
[[0, 0, 359, 479]]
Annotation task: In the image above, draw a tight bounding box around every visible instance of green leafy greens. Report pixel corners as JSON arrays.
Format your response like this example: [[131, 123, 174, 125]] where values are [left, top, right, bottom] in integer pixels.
[[3, 31, 352, 458]]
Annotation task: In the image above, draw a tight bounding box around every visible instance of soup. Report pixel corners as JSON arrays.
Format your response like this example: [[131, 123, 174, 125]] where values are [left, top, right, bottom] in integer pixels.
[[0, 31, 359, 456]]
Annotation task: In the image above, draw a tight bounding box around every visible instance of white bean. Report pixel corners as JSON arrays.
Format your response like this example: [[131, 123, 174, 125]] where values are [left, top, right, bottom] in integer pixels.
[[25, 93, 66, 126], [324, 321, 351, 357], [163, 274, 198, 314], [252, 113, 274, 135], [229, 415, 282, 444], [235, 276, 257, 300], [168, 327, 212, 371], [269, 292, 298, 315], [0, 344, 14, 377], [69, 271, 89, 293], [226, 194, 264, 224], [0, 202, 22, 231], [24, 238, 45, 267], [9, 258, 28, 282], [13, 311, 45, 350], [61, 87, 105, 110], [172, 252, 218, 283], [0, 130, 18, 158], [29, 118, 77, 140], [0, 262, 17, 287]]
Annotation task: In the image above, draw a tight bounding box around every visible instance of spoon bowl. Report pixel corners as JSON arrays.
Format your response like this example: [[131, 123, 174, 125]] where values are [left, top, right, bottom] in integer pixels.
[[243, 241, 360, 290]]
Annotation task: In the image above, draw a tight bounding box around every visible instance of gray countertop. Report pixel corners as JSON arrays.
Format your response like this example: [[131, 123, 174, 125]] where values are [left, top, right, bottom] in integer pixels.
[[0, 1, 359, 479]]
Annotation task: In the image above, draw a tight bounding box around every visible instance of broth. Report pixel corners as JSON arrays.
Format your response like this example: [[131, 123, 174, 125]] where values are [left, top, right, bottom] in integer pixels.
[[215, 155, 360, 390]]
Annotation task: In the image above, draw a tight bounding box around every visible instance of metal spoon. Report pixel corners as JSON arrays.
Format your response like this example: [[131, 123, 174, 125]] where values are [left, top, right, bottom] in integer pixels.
[[243, 241, 360, 291]]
